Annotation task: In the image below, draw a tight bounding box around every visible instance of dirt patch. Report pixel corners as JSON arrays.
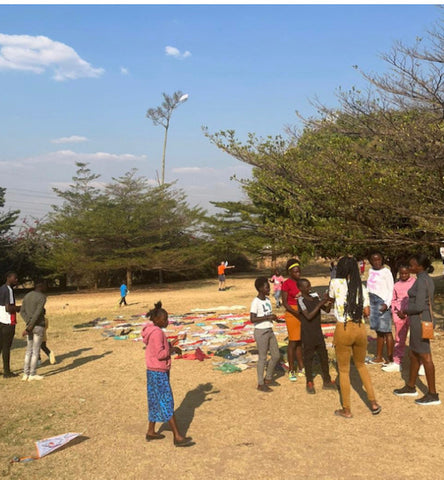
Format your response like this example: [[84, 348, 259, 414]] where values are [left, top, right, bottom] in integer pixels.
[[1, 269, 444, 479]]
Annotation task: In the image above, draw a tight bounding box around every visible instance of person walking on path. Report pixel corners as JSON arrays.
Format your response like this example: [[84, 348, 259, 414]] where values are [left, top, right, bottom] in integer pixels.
[[250, 277, 280, 392], [281, 259, 304, 381], [0, 272, 20, 378], [217, 261, 234, 291], [329, 256, 381, 418], [394, 254, 440, 406], [367, 252, 395, 367], [20, 281, 47, 381], [119, 282, 128, 307], [382, 264, 415, 373]]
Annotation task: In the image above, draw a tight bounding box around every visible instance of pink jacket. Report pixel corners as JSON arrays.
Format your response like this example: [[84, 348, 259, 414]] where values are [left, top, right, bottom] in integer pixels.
[[141, 323, 171, 372], [392, 277, 416, 319]]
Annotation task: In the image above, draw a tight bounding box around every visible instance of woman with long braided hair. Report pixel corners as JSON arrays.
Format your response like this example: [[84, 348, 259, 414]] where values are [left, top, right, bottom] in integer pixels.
[[329, 256, 381, 418]]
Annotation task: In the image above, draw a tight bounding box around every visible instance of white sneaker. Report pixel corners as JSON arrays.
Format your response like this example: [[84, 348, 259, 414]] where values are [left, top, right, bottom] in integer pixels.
[[382, 362, 401, 373], [418, 365, 425, 376], [28, 374, 44, 381], [22, 374, 29, 381]]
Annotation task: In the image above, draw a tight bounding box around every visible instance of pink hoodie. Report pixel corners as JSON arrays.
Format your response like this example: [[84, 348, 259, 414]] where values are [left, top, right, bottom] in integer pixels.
[[141, 322, 171, 372]]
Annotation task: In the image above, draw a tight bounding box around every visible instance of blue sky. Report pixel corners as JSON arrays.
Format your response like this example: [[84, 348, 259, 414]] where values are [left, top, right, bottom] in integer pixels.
[[0, 5, 440, 219]]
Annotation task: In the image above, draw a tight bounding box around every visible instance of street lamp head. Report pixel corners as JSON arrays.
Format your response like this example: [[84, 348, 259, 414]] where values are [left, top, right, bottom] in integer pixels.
[[179, 93, 189, 103]]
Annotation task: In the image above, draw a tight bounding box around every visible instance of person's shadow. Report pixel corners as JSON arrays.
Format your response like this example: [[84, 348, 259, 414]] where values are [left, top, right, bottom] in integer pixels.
[[159, 383, 219, 436], [44, 351, 113, 377]]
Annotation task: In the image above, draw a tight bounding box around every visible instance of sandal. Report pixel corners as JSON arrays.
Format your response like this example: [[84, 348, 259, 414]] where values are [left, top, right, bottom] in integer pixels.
[[174, 437, 193, 447], [334, 409, 353, 419], [371, 405, 382, 415], [145, 433, 165, 442]]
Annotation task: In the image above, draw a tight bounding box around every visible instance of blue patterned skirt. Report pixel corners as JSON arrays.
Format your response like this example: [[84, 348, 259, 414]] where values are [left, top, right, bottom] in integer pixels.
[[146, 370, 174, 423]]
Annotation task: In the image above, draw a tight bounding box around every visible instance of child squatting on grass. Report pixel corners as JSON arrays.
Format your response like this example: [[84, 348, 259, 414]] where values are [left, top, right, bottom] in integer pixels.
[[250, 277, 280, 392], [142, 301, 193, 447]]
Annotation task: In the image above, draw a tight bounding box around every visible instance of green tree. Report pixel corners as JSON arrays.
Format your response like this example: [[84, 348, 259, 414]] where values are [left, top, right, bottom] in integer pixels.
[[41, 162, 105, 288], [205, 19, 444, 264], [0, 187, 20, 277]]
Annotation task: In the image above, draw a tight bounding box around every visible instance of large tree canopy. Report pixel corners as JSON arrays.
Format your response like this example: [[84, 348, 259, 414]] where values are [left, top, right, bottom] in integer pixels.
[[205, 20, 444, 261]]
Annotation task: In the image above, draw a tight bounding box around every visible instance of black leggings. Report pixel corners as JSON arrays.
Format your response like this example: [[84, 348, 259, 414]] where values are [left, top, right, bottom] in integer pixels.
[[41, 341, 51, 356], [303, 342, 331, 384], [0, 324, 16, 373]]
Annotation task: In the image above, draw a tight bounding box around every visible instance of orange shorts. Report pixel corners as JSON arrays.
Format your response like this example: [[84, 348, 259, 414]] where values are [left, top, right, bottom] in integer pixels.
[[285, 310, 301, 341]]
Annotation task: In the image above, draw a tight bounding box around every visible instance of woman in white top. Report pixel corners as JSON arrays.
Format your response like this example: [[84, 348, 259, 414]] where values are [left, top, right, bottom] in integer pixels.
[[329, 256, 381, 418]]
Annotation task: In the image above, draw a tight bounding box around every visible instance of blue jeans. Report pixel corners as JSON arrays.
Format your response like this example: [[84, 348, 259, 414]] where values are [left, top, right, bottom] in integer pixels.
[[369, 293, 392, 333], [273, 290, 281, 305], [24, 326, 44, 376]]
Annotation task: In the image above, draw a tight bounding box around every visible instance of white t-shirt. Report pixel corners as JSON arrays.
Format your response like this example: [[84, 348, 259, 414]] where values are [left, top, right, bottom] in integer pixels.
[[440, 247, 444, 260], [0, 285, 15, 325], [329, 278, 370, 323], [250, 296, 273, 329], [366, 267, 394, 307]]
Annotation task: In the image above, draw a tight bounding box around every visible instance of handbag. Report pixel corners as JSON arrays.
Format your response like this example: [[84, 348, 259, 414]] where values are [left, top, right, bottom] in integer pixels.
[[419, 278, 434, 340]]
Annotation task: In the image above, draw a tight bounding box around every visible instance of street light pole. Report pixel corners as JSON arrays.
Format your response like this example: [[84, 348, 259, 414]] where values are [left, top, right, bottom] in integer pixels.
[[146, 91, 188, 185]]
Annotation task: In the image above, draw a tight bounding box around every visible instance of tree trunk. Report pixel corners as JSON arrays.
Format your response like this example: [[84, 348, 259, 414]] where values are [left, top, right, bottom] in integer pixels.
[[158, 268, 163, 284], [126, 268, 132, 290]]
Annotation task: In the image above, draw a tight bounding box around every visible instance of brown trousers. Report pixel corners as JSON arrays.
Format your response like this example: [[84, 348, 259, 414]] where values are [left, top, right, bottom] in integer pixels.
[[334, 322, 376, 410]]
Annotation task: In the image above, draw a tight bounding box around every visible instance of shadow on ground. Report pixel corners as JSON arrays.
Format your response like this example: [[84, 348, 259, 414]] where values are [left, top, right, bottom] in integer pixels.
[[44, 350, 112, 377], [159, 382, 219, 436]]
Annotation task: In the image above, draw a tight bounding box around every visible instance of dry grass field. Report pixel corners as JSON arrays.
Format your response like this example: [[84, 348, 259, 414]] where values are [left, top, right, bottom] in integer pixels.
[[1, 262, 444, 480]]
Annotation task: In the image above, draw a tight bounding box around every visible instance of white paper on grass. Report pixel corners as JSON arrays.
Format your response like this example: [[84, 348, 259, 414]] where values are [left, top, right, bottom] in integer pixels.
[[35, 433, 81, 458]]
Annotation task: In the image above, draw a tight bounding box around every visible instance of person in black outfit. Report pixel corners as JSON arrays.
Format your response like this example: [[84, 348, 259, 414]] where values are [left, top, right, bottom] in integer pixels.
[[297, 278, 336, 394], [0, 272, 20, 378]]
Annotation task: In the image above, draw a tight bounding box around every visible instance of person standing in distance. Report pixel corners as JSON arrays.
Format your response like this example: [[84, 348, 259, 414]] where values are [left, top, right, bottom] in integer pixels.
[[218, 261, 234, 291], [0, 272, 20, 378], [119, 282, 128, 307]]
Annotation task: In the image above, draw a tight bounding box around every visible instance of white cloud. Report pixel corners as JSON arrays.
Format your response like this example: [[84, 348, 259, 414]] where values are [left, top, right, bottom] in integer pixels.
[[171, 164, 252, 210], [165, 45, 192, 60], [120, 66, 129, 75], [39, 150, 147, 164], [0, 33, 104, 81], [172, 166, 215, 174], [0, 150, 147, 169], [51, 135, 88, 144]]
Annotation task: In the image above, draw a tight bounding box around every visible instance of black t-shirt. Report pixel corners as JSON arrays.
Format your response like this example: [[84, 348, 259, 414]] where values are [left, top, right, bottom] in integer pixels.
[[298, 294, 325, 345]]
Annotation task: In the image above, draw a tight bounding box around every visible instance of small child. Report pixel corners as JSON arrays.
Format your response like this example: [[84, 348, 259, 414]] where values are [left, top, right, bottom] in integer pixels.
[[119, 282, 128, 307], [141, 301, 192, 447], [383, 264, 416, 372], [269, 269, 285, 308], [297, 279, 336, 394], [250, 277, 280, 392]]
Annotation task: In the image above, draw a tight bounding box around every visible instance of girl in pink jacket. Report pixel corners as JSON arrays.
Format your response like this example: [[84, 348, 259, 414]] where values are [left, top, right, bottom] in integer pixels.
[[142, 301, 192, 447], [383, 265, 416, 372]]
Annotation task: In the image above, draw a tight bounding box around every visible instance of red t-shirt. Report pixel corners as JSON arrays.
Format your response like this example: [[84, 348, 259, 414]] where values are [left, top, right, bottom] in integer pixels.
[[281, 278, 300, 305], [218, 265, 226, 275]]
